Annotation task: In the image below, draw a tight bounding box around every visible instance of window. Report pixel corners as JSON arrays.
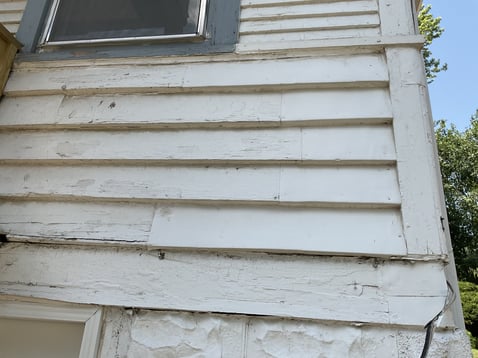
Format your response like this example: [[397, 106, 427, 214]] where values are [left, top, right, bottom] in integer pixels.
[[41, 0, 207, 46], [0, 299, 103, 358], [16, 0, 240, 60]]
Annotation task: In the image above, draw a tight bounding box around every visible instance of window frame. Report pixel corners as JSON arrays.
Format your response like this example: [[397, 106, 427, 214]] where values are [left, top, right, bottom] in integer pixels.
[[40, 0, 209, 47], [0, 299, 103, 358], [16, 0, 240, 61]]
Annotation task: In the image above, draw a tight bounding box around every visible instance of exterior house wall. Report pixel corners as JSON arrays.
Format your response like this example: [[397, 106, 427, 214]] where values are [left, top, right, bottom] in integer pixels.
[[0, 0, 24, 35], [0, 0, 470, 356]]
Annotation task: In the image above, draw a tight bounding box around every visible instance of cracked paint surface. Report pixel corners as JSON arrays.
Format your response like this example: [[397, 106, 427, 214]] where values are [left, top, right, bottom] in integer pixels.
[[98, 309, 472, 358]]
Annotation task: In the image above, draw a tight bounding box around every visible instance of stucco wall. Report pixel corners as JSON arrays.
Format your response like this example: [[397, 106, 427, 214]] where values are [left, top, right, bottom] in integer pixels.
[[99, 308, 472, 358]]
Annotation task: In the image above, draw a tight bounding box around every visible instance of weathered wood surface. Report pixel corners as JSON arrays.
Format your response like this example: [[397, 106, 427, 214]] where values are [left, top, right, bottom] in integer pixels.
[[240, 1, 378, 20], [3, 54, 388, 95], [240, 14, 379, 34], [0, 243, 447, 326], [0, 165, 400, 204], [0, 201, 406, 254], [240, 0, 380, 44], [0, 0, 26, 35], [0, 88, 393, 128], [386, 47, 445, 256], [0, 125, 396, 162], [0, 201, 154, 242], [239, 27, 381, 43]]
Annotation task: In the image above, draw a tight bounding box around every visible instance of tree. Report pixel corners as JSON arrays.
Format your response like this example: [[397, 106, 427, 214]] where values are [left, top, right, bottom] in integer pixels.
[[418, 4, 448, 83], [459, 281, 478, 346], [435, 112, 478, 282]]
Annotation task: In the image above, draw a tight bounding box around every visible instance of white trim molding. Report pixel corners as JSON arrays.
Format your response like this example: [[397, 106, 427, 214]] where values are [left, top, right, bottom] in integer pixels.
[[0, 298, 103, 358]]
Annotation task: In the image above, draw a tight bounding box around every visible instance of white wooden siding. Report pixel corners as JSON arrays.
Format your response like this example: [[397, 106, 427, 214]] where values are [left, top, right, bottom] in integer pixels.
[[0, 88, 393, 128], [0, 165, 400, 204], [0, 0, 460, 336], [0, 42, 403, 256], [240, 0, 380, 43], [0, 0, 25, 35], [0, 51, 401, 255], [4, 54, 388, 96], [0, 243, 447, 326]]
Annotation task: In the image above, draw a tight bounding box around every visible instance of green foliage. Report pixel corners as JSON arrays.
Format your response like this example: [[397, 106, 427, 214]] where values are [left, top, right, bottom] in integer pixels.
[[459, 282, 478, 346], [436, 113, 478, 282], [418, 4, 447, 83]]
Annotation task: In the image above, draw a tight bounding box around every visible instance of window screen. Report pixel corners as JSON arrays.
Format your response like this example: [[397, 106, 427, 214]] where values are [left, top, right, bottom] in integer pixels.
[[43, 0, 206, 44]]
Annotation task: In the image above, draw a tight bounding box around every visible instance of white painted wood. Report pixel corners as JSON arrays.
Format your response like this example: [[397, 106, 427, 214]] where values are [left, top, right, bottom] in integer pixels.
[[0, 1, 25, 12], [0, 301, 100, 322], [4, 54, 389, 95], [0, 243, 447, 326], [0, 201, 154, 242], [279, 166, 400, 204], [0, 299, 102, 358], [149, 205, 406, 255], [241, 0, 368, 8], [378, 0, 415, 36], [0, 126, 396, 162], [0, 88, 392, 128], [240, 1, 378, 20], [240, 14, 380, 34], [2, 22, 18, 34], [239, 27, 381, 43], [80, 309, 103, 358], [386, 47, 445, 256], [280, 88, 392, 122], [0, 201, 405, 254], [301, 125, 395, 161], [0, 12, 22, 23], [236, 34, 424, 53], [0, 165, 400, 204]]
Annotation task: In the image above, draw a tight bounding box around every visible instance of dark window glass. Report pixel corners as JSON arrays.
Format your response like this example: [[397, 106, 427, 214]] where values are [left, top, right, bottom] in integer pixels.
[[48, 0, 202, 42]]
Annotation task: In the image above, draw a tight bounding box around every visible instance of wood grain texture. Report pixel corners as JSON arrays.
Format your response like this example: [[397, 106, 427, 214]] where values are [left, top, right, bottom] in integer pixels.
[[239, 27, 381, 43], [0, 125, 396, 162], [0, 200, 405, 254], [0, 88, 392, 128], [4, 54, 389, 96], [0, 243, 447, 326], [0, 201, 154, 242], [0, 165, 400, 205], [240, 0, 378, 20], [240, 14, 379, 34], [386, 47, 445, 256]]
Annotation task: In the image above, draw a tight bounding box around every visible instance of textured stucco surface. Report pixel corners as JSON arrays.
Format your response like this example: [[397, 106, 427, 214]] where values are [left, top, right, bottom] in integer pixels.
[[98, 309, 472, 358]]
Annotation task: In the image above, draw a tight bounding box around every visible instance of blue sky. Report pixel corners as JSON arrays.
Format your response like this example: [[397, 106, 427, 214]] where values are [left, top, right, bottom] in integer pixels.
[[425, 0, 478, 131]]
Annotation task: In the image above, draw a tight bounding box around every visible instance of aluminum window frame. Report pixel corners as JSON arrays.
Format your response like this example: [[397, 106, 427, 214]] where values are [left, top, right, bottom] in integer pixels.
[[39, 0, 209, 47]]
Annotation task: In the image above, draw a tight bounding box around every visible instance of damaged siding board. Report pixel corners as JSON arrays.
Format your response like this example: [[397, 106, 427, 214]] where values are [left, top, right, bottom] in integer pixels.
[[4, 54, 388, 95], [0, 201, 154, 242], [0, 165, 400, 205], [0, 126, 396, 162], [0, 88, 393, 128], [386, 47, 446, 256], [0, 202, 405, 254], [0, 244, 447, 326]]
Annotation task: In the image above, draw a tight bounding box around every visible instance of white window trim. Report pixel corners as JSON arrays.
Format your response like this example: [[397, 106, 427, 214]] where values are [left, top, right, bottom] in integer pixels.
[[0, 300, 103, 358]]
